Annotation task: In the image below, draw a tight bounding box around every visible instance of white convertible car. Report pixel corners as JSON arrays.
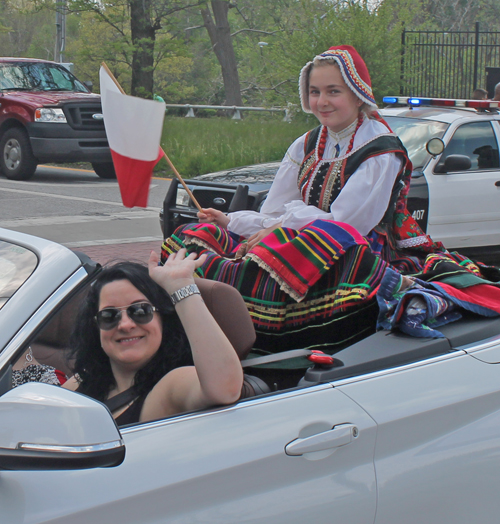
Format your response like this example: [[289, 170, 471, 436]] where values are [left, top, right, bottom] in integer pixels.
[[1, 226, 500, 523]]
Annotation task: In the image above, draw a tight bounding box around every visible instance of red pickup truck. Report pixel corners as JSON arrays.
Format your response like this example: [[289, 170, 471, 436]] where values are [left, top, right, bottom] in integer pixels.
[[0, 57, 114, 180]]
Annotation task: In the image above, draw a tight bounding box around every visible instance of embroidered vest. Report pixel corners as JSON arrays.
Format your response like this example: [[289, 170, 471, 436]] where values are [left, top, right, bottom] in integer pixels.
[[298, 124, 441, 252], [298, 125, 409, 226]]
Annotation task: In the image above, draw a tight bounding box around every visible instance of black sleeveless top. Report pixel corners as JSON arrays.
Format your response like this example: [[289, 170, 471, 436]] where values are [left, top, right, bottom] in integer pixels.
[[77, 384, 152, 426], [114, 393, 148, 426]]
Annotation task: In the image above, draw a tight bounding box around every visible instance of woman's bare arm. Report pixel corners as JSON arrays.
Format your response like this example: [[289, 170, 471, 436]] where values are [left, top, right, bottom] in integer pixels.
[[142, 250, 243, 420]]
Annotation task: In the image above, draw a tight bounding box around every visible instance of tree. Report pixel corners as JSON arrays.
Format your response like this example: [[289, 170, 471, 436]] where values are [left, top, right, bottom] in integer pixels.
[[0, 0, 53, 58], [420, 0, 500, 32], [200, 0, 242, 106], [261, 0, 427, 106], [38, 0, 204, 97]]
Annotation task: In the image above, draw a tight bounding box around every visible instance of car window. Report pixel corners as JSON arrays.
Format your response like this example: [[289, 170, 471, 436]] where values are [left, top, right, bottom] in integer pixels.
[[0, 241, 38, 310], [440, 122, 499, 171]]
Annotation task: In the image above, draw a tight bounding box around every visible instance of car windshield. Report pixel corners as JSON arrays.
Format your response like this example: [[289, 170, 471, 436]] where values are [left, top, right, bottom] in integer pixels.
[[0, 62, 88, 93], [384, 116, 448, 169], [0, 241, 38, 310]]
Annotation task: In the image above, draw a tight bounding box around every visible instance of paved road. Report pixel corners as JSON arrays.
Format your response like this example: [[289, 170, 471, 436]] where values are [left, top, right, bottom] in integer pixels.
[[0, 164, 171, 264]]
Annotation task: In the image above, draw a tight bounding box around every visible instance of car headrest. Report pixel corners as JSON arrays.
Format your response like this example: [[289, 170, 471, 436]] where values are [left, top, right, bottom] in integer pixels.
[[197, 278, 255, 361]]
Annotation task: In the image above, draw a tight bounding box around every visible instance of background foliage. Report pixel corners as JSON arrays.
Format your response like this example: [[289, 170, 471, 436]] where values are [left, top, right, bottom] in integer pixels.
[[2, 0, 499, 175], [0, 0, 465, 103]]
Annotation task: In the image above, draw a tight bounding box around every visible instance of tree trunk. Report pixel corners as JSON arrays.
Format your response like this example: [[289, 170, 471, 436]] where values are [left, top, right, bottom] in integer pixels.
[[130, 0, 155, 98], [201, 0, 242, 106]]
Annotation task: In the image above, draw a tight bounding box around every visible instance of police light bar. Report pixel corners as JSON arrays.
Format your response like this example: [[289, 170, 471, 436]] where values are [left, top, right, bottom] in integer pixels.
[[383, 96, 499, 109]]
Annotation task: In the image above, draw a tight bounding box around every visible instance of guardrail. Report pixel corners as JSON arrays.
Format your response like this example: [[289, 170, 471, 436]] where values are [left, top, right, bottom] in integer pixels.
[[163, 103, 293, 121]]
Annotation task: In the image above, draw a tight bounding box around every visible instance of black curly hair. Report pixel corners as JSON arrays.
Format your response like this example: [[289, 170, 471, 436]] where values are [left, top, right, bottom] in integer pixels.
[[70, 261, 192, 402]]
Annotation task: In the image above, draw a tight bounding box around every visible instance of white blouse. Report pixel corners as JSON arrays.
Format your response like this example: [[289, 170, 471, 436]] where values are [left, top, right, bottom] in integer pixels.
[[227, 117, 403, 238]]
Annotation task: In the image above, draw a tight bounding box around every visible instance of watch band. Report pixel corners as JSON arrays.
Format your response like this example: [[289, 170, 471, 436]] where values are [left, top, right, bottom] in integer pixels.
[[169, 284, 201, 306]]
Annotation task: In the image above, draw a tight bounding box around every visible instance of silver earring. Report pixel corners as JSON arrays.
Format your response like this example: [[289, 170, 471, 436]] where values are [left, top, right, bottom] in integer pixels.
[[24, 346, 33, 368]]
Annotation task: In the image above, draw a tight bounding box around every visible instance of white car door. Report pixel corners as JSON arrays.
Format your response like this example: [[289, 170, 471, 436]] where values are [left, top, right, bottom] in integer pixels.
[[1, 384, 377, 524], [337, 350, 500, 524], [425, 120, 500, 249]]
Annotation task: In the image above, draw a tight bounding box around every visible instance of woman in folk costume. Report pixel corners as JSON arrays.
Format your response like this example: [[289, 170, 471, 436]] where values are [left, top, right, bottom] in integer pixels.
[[161, 45, 500, 362]]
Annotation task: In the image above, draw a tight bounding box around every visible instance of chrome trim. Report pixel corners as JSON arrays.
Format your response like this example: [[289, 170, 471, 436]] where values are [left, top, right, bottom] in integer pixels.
[[456, 334, 500, 353], [332, 350, 467, 387], [121, 383, 334, 435], [17, 439, 123, 454], [0, 267, 89, 369]]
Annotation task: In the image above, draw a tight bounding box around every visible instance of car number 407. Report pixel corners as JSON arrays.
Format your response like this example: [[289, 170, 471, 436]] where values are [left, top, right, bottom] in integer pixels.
[[412, 209, 425, 220]]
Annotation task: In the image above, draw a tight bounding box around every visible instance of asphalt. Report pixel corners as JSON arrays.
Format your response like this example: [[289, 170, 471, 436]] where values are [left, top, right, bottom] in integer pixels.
[[72, 239, 162, 266]]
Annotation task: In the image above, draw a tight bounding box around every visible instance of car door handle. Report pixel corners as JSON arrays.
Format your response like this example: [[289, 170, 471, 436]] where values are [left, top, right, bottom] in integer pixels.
[[285, 424, 359, 456]]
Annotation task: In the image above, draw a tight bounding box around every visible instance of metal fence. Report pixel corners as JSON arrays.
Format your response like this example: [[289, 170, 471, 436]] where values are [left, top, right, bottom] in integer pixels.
[[163, 104, 292, 121], [401, 22, 500, 99]]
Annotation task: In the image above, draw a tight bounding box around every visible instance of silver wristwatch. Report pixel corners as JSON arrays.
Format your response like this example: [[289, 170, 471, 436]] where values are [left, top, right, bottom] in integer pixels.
[[169, 284, 201, 306]]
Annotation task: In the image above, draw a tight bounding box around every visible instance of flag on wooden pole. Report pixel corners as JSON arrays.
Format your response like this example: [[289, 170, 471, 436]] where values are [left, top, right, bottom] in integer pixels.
[[99, 65, 165, 208]]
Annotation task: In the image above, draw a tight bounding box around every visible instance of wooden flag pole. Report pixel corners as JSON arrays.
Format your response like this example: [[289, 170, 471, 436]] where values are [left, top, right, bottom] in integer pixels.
[[101, 62, 204, 214]]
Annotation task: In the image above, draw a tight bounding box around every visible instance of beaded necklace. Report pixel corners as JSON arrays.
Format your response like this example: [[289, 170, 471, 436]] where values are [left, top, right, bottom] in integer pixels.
[[316, 112, 364, 161]]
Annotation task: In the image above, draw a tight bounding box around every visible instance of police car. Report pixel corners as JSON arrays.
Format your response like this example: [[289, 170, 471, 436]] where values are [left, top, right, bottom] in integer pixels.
[[161, 97, 500, 262]]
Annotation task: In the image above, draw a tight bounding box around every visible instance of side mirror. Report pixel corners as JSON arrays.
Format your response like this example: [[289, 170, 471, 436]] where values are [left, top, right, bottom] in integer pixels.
[[0, 383, 125, 471], [228, 184, 249, 212], [426, 137, 445, 156], [83, 80, 93, 92], [434, 154, 472, 174]]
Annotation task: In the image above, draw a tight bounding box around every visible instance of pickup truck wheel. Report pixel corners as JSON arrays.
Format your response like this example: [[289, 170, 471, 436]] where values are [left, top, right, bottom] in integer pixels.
[[92, 162, 116, 179], [0, 128, 38, 180]]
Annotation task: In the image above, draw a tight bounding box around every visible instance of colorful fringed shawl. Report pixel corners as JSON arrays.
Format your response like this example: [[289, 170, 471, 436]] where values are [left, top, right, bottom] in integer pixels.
[[378, 264, 500, 338], [162, 220, 388, 352]]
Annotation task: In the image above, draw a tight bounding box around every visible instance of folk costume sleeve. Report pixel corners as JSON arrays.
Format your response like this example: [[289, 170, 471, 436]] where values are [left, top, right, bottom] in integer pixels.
[[281, 152, 402, 236], [226, 134, 306, 238], [229, 117, 403, 238]]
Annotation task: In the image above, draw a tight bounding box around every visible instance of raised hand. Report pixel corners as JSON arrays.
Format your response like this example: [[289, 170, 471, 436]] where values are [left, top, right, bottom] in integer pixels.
[[148, 249, 207, 295]]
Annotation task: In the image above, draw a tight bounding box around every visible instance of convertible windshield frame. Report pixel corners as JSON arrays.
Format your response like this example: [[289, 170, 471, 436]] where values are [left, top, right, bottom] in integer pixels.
[[0, 240, 38, 310], [0, 62, 89, 93]]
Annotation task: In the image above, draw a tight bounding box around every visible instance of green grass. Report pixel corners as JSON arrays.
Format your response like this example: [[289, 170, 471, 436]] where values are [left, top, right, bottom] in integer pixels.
[[157, 115, 316, 178]]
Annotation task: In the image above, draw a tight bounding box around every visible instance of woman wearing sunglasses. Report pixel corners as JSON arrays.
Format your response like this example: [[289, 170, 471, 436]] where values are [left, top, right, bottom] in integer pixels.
[[63, 249, 243, 425]]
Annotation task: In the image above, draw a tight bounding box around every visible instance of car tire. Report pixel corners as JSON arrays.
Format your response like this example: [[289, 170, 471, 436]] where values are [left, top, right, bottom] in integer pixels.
[[92, 162, 116, 179], [0, 127, 38, 180]]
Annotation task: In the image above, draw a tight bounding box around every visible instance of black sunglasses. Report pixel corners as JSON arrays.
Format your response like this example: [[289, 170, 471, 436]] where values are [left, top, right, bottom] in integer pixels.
[[95, 302, 159, 331]]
